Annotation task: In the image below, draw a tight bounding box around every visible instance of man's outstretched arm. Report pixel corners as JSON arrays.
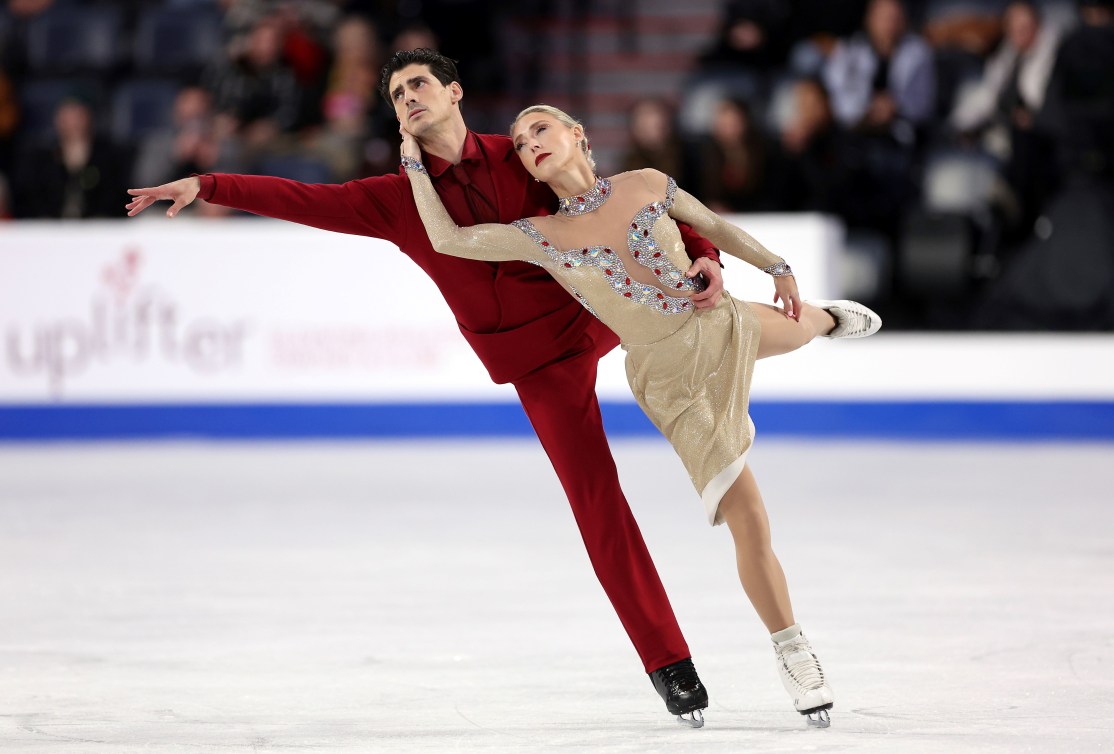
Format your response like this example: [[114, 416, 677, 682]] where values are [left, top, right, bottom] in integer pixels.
[[126, 173, 410, 247]]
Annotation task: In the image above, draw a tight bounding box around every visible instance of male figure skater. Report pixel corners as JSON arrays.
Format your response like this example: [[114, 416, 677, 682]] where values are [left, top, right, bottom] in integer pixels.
[[127, 49, 722, 726]]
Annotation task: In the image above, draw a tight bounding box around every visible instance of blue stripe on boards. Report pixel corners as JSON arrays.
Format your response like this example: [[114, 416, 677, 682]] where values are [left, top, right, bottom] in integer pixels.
[[1, 401, 1113, 441]]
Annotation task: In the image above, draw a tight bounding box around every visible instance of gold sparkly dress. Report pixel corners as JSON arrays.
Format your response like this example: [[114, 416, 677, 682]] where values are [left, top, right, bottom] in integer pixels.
[[405, 163, 788, 525]]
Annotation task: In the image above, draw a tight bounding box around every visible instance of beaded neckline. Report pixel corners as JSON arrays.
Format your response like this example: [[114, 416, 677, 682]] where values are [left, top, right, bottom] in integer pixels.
[[557, 176, 612, 217]]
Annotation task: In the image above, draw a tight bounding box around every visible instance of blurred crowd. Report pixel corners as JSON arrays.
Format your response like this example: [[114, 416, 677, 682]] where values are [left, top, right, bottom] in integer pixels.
[[618, 0, 1114, 327], [1, 0, 1112, 328], [0, 0, 508, 219]]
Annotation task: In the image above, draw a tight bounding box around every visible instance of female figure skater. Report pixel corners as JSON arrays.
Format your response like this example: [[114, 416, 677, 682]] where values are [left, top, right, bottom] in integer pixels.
[[399, 104, 881, 728]]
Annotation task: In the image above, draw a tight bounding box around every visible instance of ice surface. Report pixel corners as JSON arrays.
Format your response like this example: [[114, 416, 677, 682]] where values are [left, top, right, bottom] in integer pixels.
[[1, 439, 1111, 753]]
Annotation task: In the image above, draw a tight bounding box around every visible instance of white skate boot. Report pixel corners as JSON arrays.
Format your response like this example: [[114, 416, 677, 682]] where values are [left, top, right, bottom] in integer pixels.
[[772, 625, 834, 727], [809, 300, 882, 339]]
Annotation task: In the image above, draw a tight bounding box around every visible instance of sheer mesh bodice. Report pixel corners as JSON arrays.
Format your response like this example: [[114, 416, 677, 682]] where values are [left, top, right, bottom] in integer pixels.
[[405, 166, 786, 346], [405, 162, 785, 525]]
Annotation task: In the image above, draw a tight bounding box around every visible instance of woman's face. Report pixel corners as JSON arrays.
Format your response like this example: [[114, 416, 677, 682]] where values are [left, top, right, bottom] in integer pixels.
[[712, 102, 748, 144], [630, 101, 671, 149], [511, 112, 585, 181]]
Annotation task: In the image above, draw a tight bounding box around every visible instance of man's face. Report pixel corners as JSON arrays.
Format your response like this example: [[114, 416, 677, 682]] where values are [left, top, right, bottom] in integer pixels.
[[866, 0, 905, 52], [1005, 4, 1039, 52], [388, 63, 461, 137]]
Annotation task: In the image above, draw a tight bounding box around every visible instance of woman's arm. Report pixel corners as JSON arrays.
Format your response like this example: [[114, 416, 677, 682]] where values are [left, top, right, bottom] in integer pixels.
[[651, 170, 802, 319], [399, 138, 545, 264]]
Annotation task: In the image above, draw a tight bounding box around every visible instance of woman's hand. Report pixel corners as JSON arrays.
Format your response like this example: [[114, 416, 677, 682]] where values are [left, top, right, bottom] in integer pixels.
[[399, 125, 421, 161], [773, 275, 801, 321]]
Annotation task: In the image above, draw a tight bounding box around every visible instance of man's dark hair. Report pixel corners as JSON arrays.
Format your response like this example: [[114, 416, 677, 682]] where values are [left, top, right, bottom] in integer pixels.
[[378, 48, 461, 103]]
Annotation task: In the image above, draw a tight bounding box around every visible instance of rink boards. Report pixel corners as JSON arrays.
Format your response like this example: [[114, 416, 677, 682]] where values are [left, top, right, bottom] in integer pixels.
[[1, 219, 1112, 441]]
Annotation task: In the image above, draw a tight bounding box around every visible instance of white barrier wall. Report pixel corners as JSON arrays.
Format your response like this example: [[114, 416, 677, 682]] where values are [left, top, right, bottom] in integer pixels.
[[3, 217, 1113, 426], [0, 216, 846, 403]]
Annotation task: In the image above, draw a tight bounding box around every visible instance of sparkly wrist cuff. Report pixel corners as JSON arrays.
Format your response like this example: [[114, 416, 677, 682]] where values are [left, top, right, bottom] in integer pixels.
[[400, 155, 427, 175], [763, 261, 793, 277]]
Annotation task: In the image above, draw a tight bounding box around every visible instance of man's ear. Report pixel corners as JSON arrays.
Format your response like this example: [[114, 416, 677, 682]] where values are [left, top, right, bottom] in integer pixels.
[[449, 82, 464, 104]]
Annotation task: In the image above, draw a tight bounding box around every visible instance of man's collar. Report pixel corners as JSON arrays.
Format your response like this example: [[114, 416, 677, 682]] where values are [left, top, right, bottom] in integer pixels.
[[423, 130, 484, 177]]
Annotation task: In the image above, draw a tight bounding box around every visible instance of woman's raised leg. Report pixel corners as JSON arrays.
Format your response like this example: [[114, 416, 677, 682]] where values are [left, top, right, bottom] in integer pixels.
[[750, 302, 835, 360]]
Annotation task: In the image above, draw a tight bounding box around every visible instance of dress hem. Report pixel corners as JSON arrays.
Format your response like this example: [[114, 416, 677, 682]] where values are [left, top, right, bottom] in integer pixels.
[[700, 416, 756, 526]]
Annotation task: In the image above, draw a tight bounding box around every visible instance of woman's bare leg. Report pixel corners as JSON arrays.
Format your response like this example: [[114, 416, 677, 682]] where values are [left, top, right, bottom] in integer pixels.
[[750, 302, 836, 360], [717, 464, 795, 632]]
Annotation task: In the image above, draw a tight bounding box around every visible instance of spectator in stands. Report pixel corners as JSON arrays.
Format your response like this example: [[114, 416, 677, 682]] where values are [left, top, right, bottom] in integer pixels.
[[820, 0, 932, 235], [823, 0, 935, 143], [392, 24, 439, 56], [0, 171, 12, 219], [619, 98, 687, 182], [951, 3, 1060, 139], [14, 96, 125, 218], [326, 15, 382, 106], [779, 78, 850, 213], [1039, 0, 1114, 184], [306, 16, 384, 181], [974, 0, 1114, 331], [951, 1, 1062, 226], [694, 97, 787, 213], [0, 69, 17, 173], [272, 1, 337, 129], [132, 86, 239, 193], [699, 0, 791, 73], [203, 15, 301, 152]]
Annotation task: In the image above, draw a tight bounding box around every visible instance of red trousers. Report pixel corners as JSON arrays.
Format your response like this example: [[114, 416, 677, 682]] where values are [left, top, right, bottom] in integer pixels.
[[512, 327, 691, 674]]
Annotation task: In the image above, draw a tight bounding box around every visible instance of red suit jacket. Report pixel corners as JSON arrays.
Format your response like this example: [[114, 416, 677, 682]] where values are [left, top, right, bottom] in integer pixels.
[[199, 131, 719, 383]]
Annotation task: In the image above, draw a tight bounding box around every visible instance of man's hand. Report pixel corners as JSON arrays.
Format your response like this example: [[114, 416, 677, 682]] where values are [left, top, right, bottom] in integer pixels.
[[864, 93, 897, 128], [126, 177, 201, 218], [686, 257, 723, 310], [772, 275, 801, 321]]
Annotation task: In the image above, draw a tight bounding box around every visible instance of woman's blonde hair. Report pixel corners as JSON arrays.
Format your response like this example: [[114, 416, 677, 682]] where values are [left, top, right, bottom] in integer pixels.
[[511, 104, 597, 172]]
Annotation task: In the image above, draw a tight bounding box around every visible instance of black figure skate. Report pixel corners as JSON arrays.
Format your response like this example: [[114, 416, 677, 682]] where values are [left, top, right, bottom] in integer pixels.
[[649, 658, 708, 728]]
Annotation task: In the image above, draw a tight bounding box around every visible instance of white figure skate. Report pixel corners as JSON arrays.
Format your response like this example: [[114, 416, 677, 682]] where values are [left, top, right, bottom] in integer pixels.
[[773, 630, 834, 728], [810, 299, 883, 339]]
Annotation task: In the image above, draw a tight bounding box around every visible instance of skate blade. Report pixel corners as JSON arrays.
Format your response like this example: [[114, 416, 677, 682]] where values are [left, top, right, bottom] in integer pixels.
[[805, 708, 830, 728], [675, 709, 704, 728]]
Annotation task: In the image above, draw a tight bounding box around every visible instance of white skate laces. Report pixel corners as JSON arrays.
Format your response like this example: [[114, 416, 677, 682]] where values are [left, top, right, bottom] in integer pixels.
[[773, 629, 834, 728], [810, 299, 883, 339]]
